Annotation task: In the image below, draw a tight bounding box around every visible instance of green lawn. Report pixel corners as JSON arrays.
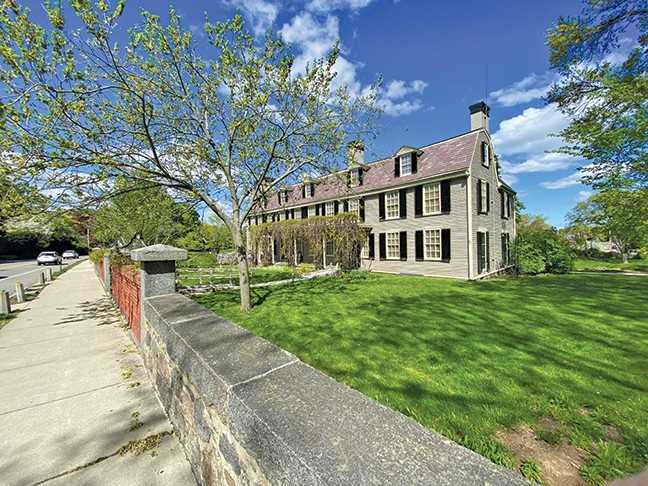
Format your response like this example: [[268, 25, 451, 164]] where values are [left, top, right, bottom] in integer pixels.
[[574, 256, 648, 273], [192, 272, 648, 484]]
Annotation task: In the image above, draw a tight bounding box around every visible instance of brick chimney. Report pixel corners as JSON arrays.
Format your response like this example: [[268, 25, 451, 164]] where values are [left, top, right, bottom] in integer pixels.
[[469, 102, 490, 132]]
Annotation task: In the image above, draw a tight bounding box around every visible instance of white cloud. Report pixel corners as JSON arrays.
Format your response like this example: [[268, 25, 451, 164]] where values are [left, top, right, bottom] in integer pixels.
[[379, 79, 428, 116], [306, 0, 374, 14], [501, 174, 518, 185], [577, 191, 592, 201], [491, 104, 570, 156], [490, 72, 558, 107], [222, 0, 279, 36], [499, 152, 576, 174], [540, 170, 588, 189]]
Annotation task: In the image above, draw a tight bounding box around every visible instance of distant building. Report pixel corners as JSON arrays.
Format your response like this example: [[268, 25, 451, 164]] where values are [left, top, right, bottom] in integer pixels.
[[248, 102, 516, 280]]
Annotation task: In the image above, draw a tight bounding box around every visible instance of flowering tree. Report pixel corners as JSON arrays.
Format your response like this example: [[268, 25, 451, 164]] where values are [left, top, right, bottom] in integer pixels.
[[0, 2, 381, 310]]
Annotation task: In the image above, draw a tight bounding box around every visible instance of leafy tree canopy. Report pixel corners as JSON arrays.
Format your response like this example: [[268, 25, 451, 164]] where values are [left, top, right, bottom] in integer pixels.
[[547, 0, 648, 188], [0, 1, 381, 309]]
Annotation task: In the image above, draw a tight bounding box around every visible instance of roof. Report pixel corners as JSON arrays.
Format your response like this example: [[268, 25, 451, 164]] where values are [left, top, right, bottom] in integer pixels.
[[263, 130, 480, 211]]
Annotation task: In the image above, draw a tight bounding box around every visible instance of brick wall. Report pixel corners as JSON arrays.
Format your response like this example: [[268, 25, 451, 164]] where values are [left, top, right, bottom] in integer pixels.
[[111, 265, 141, 341]]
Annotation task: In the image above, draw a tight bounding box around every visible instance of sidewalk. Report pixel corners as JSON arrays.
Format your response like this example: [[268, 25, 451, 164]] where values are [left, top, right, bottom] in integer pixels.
[[0, 260, 196, 485]]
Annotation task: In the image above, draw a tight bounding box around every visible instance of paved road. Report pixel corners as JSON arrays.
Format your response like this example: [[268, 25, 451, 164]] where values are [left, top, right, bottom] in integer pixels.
[[0, 258, 85, 297]]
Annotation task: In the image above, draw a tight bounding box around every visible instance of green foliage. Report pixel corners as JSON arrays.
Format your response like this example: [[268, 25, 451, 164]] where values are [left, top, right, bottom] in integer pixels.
[[94, 183, 200, 248], [0, 4, 381, 310], [580, 441, 633, 485], [193, 273, 648, 478], [176, 223, 233, 252], [547, 1, 648, 187], [89, 248, 109, 266], [515, 221, 575, 275], [520, 459, 543, 483], [250, 213, 366, 271]]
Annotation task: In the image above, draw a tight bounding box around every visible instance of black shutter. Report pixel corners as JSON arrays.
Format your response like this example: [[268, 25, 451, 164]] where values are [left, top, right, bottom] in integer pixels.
[[369, 233, 375, 259], [358, 168, 363, 186], [310, 183, 315, 197], [394, 157, 400, 177], [262, 214, 267, 223], [481, 142, 486, 163], [441, 180, 451, 213], [486, 183, 490, 213], [346, 171, 351, 187], [477, 181, 483, 213], [411, 153, 418, 174], [415, 230, 424, 261], [343, 200, 349, 212], [379, 233, 386, 260], [501, 233, 507, 263], [500, 190, 505, 218], [399, 231, 407, 260], [285, 210, 289, 220], [441, 229, 451, 261], [379, 193, 386, 220], [334, 201, 339, 214], [301, 207, 308, 219], [399, 189, 407, 218], [291, 209, 295, 219], [486, 231, 490, 271], [302, 186, 305, 198], [278, 193, 281, 204], [359, 197, 365, 222], [414, 185, 423, 217]]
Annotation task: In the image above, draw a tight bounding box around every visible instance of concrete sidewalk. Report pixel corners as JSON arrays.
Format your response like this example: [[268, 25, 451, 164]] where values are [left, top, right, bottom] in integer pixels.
[[0, 261, 196, 485]]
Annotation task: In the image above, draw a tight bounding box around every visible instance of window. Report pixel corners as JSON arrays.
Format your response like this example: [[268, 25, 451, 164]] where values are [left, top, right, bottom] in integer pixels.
[[386, 232, 400, 259], [349, 168, 361, 187], [501, 191, 512, 219], [386, 191, 399, 219], [278, 190, 288, 205], [478, 179, 489, 214], [502, 233, 511, 265], [348, 198, 359, 216], [308, 205, 316, 217], [481, 141, 491, 167], [424, 229, 441, 260], [423, 183, 441, 215], [304, 183, 314, 198], [326, 240, 335, 257], [477, 231, 490, 273], [400, 153, 412, 176], [326, 201, 335, 216]]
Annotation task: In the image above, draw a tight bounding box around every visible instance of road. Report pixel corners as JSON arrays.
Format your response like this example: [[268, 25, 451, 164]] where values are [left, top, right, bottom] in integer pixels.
[[0, 258, 85, 297]]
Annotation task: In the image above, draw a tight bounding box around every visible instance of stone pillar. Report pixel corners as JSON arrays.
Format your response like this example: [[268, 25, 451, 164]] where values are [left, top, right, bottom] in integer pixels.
[[131, 244, 188, 341], [15, 283, 25, 303], [0, 290, 10, 314], [46, 268, 53, 282], [103, 252, 112, 294], [39, 272, 46, 286]]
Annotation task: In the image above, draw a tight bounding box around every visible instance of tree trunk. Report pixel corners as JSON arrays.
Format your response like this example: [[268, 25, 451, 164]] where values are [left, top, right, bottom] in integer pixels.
[[232, 226, 251, 311], [622, 252, 629, 264]]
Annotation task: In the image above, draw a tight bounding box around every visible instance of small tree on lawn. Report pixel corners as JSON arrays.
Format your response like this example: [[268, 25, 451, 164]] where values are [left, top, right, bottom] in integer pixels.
[[0, 3, 381, 310]]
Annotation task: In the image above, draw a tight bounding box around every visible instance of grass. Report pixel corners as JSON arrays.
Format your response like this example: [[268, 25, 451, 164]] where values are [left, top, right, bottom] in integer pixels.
[[0, 311, 19, 331], [177, 262, 316, 287], [192, 272, 648, 482], [574, 256, 648, 273]]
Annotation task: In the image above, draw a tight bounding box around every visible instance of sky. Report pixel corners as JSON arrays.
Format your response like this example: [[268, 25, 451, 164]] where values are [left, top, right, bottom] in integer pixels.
[[26, 0, 597, 227]]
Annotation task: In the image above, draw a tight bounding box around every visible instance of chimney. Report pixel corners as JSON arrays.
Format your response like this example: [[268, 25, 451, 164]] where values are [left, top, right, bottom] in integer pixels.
[[347, 141, 364, 167], [469, 102, 490, 132]]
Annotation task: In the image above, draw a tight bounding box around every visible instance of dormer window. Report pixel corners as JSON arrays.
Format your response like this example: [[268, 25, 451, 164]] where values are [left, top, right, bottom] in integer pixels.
[[278, 189, 289, 205], [394, 148, 419, 177], [348, 167, 362, 187], [400, 153, 412, 176], [302, 182, 314, 199]]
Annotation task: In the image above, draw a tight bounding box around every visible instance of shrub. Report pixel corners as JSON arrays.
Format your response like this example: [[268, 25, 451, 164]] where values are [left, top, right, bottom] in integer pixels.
[[515, 227, 574, 275]]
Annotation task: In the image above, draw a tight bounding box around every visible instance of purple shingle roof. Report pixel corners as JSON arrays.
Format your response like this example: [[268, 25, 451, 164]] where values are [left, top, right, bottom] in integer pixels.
[[264, 130, 479, 211]]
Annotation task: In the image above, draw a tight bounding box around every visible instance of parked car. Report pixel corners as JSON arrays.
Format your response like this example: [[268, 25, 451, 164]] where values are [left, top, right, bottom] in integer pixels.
[[37, 251, 62, 266], [62, 250, 79, 259]]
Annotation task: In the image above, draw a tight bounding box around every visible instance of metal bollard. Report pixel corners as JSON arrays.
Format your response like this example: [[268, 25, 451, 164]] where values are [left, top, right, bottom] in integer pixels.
[[0, 290, 10, 314], [15, 283, 25, 303]]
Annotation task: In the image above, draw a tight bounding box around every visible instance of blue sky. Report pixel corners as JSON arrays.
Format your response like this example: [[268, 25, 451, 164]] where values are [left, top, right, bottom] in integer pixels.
[[31, 0, 596, 226]]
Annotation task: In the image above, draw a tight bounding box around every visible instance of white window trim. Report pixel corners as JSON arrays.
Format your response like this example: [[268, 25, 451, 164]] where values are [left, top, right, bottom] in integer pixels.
[[480, 179, 488, 214], [326, 201, 335, 216], [348, 198, 360, 217], [400, 153, 412, 176], [482, 142, 491, 168], [304, 183, 313, 198], [385, 191, 400, 220], [386, 231, 400, 260], [308, 205, 316, 217], [423, 182, 441, 216], [424, 228, 442, 261], [349, 168, 360, 187]]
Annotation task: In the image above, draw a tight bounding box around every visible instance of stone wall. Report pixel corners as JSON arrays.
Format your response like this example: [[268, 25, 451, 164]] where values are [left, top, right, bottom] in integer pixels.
[[140, 293, 530, 486]]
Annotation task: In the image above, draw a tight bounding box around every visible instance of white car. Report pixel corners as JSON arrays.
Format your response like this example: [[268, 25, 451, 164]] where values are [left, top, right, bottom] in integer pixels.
[[37, 251, 63, 266], [62, 250, 79, 259]]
